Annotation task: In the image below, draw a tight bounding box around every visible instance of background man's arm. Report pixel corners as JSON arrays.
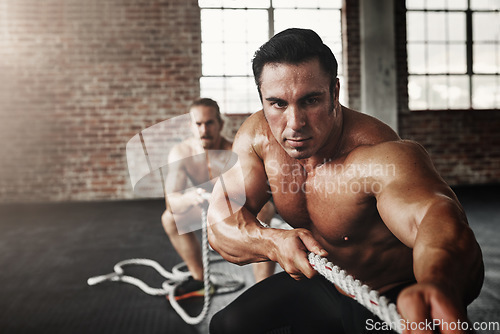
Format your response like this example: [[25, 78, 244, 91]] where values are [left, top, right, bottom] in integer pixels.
[[207, 115, 327, 280], [164, 145, 206, 213], [374, 141, 483, 333]]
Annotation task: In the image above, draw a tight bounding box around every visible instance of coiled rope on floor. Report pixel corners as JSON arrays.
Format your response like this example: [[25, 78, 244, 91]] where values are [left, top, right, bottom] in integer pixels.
[[87, 208, 244, 325], [308, 253, 403, 334]]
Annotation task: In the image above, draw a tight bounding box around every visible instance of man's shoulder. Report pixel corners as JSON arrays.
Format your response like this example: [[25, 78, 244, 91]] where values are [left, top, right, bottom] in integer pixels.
[[238, 110, 266, 134], [231, 110, 271, 159], [344, 108, 399, 146], [347, 139, 431, 173], [169, 139, 196, 160], [234, 110, 267, 142]]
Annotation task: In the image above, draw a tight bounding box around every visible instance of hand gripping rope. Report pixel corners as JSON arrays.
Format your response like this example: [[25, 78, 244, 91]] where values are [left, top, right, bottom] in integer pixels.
[[87, 207, 245, 325], [308, 253, 403, 333]]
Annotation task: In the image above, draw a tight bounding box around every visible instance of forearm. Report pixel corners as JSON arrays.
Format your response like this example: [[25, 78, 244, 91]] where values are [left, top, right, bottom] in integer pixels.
[[167, 189, 204, 214], [413, 199, 484, 304], [207, 205, 282, 265]]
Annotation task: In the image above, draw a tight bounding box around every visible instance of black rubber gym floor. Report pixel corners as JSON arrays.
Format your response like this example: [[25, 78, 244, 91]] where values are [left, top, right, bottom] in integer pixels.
[[0, 185, 499, 334]]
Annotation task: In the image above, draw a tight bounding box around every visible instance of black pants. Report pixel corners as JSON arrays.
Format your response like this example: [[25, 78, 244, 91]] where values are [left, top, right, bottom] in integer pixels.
[[210, 272, 409, 334]]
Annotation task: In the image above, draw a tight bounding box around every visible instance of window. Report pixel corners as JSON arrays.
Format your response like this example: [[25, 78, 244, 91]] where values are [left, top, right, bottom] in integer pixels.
[[199, 0, 343, 114], [406, 0, 500, 110]]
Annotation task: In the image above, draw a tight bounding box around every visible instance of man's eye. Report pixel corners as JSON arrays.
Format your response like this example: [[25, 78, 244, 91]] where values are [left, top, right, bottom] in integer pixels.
[[304, 98, 318, 105], [272, 101, 287, 109]]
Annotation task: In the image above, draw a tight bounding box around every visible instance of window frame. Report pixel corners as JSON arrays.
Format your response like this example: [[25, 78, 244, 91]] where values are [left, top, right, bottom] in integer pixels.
[[199, 1, 343, 115], [406, 2, 500, 111]]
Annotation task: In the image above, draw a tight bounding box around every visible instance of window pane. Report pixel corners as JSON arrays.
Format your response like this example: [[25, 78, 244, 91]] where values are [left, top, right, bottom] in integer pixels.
[[199, 0, 224, 7], [317, 0, 342, 8], [337, 75, 346, 105], [472, 75, 500, 109], [199, 0, 270, 8], [426, 0, 447, 10], [274, 9, 341, 42], [406, 1, 500, 110], [331, 41, 343, 74], [202, 43, 225, 75], [427, 43, 447, 73], [201, 10, 224, 43], [226, 76, 262, 113], [473, 12, 500, 42], [471, 0, 500, 10], [200, 76, 261, 114], [200, 6, 343, 114], [274, 9, 342, 73], [427, 12, 447, 42], [201, 9, 268, 44], [408, 43, 427, 73], [201, 9, 268, 76], [243, 10, 269, 42], [447, 75, 470, 109], [407, 12, 426, 42], [406, 0, 425, 10], [446, 0, 468, 10], [448, 44, 467, 73], [448, 12, 466, 42], [222, 10, 266, 43], [273, 0, 341, 8], [200, 76, 225, 107], [223, 43, 251, 75], [474, 44, 499, 73], [408, 75, 428, 110], [428, 75, 449, 109]]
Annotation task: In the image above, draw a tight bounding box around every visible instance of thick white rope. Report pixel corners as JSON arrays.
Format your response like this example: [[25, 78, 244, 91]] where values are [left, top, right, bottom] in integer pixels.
[[87, 258, 191, 295], [166, 207, 211, 324], [308, 253, 403, 334], [88, 207, 244, 325]]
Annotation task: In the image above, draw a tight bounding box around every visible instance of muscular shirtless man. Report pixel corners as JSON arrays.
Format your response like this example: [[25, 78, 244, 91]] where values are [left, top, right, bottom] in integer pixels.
[[161, 98, 276, 300], [207, 29, 484, 333]]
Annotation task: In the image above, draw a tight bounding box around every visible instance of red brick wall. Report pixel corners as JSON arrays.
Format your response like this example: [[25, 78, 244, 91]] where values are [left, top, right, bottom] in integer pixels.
[[0, 0, 202, 202], [1, 0, 498, 203], [399, 111, 500, 184]]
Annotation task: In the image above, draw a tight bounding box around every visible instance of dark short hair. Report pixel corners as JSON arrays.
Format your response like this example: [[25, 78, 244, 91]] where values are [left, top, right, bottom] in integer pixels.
[[252, 28, 338, 98], [189, 98, 222, 123]]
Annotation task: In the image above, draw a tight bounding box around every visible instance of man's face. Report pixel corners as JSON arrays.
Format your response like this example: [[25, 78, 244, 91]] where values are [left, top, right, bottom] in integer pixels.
[[260, 58, 339, 160], [190, 105, 223, 149]]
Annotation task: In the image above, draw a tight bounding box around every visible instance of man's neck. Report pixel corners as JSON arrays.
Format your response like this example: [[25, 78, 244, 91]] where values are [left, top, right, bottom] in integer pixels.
[[197, 136, 226, 153]]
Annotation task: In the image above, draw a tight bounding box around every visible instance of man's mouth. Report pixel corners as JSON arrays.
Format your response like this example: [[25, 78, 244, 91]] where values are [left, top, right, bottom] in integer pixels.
[[285, 137, 311, 148]]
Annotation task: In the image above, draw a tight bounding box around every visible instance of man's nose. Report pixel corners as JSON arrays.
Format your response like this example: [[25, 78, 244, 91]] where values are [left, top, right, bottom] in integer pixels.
[[287, 106, 306, 131], [198, 123, 207, 136]]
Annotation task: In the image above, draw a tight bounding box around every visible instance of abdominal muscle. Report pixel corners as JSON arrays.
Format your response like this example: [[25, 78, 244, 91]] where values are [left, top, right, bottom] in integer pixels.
[[312, 221, 415, 294], [272, 184, 415, 294]]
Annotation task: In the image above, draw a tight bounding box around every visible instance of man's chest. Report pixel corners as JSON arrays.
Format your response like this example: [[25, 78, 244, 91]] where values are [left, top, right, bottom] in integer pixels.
[[183, 151, 233, 187], [267, 161, 377, 242]]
